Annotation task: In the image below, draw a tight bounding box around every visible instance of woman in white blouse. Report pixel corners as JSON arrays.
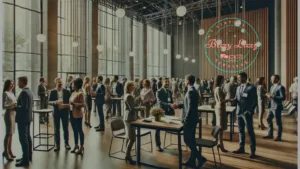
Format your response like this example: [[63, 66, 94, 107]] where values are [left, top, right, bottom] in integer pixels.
[[2, 79, 17, 161], [140, 79, 156, 118]]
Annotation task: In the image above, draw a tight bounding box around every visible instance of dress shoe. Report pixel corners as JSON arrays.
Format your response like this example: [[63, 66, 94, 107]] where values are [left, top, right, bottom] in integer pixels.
[[182, 161, 196, 168], [15, 160, 29, 167], [249, 152, 257, 159], [156, 146, 164, 152], [54, 145, 60, 152], [96, 128, 105, 132], [16, 156, 32, 163], [274, 137, 282, 141], [232, 148, 245, 154], [197, 157, 207, 168], [125, 156, 136, 165], [263, 135, 274, 139], [94, 125, 100, 129], [2, 152, 14, 162], [65, 144, 71, 150], [217, 145, 228, 153]]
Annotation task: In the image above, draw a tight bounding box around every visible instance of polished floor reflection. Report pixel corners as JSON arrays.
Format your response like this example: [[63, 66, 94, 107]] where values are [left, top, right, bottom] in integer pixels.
[[1, 109, 298, 169]]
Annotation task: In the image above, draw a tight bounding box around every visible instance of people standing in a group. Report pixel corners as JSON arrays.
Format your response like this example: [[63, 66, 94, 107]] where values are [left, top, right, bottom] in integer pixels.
[[38, 77, 48, 123], [214, 75, 230, 153], [48, 77, 71, 152], [15, 76, 33, 167], [140, 79, 156, 118], [155, 77, 174, 152], [82, 76, 93, 128], [111, 75, 123, 117], [257, 77, 267, 130], [172, 75, 207, 168], [92, 77, 98, 114], [230, 72, 257, 158], [104, 77, 112, 119], [69, 78, 85, 154], [123, 81, 146, 165], [157, 77, 163, 89], [2, 79, 17, 162], [65, 75, 73, 93], [95, 76, 106, 131], [264, 75, 286, 141]]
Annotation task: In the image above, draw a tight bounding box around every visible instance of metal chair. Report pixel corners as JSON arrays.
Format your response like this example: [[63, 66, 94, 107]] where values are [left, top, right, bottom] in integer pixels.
[[108, 119, 153, 160], [195, 126, 222, 169], [163, 131, 187, 150]]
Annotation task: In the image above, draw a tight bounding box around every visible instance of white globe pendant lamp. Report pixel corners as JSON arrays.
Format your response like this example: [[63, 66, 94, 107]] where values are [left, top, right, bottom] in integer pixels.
[[176, 54, 181, 59], [184, 57, 189, 61], [191, 59, 196, 63], [116, 8, 125, 18], [129, 51, 134, 57], [198, 29, 205, 35], [37, 34, 46, 42], [176, 6, 187, 17]]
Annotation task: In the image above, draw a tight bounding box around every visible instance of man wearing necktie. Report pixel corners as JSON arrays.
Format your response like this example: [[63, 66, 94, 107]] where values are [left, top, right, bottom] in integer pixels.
[[155, 77, 174, 152], [264, 75, 286, 141], [230, 72, 257, 158]]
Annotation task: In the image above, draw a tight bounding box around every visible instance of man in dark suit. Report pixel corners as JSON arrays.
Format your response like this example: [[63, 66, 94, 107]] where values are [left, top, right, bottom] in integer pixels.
[[95, 75, 106, 132], [38, 77, 48, 123], [173, 74, 207, 168], [264, 75, 286, 141], [111, 75, 123, 117], [157, 77, 162, 89], [231, 72, 257, 158], [65, 75, 73, 93], [48, 77, 71, 151], [155, 77, 174, 152], [15, 76, 33, 167]]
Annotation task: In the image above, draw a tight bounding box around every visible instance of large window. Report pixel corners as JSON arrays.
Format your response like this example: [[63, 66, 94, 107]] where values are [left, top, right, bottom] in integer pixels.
[[2, 0, 45, 97], [58, 0, 88, 82]]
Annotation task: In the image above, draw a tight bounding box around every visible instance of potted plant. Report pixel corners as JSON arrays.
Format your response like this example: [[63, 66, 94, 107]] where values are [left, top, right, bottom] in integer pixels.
[[150, 106, 165, 122]]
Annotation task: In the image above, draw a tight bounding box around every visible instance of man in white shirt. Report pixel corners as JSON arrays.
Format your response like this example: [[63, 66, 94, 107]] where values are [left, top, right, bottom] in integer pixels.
[[289, 77, 298, 107]]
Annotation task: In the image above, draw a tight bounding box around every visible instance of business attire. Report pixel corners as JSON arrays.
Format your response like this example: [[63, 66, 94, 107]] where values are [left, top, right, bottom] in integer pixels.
[[49, 88, 71, 147], [92, 83, 98, 113], [257, 85, 266, 129], [155, 87, 174, 150], [140, 88, 156, 118], [233, 83, 257, 156], [104, 84, 112, 118], [214, 87, 228, 130], [3, 91, 17, 135], [82, 86, 92, 113], [95, 82, 106, 130], [123, 93, 143, 164], [15, 87, 33, 166], [151, 82, 158, 98], [70, 91, 85, 146], [65, 82, 73, 93], [223, 82, 238, 106], [38, 83, 48, 122], [111, 81, 123, 117], [157, 81, 162, 89], [266, 84, 286, 140], [289, 82, 298, 108], [178, 86, 206, 167]]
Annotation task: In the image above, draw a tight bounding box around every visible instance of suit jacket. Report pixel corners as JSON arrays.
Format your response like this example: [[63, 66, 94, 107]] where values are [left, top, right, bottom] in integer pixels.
[[178, 86, 199, 124], [123, 93, 142, 122], [16, 87, 33, 124], [234, 83, 258, 115], [48, 88, 71, 115], [157, 81, 162, 89], [96, 83, 106, 104], [268, 84, 286, 111], [65, 82, 73, 93], [38, 83, 47, 97], [156, 87, 174, 115], [111, 82, 123, 97]]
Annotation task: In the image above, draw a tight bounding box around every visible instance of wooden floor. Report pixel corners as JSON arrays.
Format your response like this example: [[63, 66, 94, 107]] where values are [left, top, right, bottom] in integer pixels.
[[1, 107, 298, 169]]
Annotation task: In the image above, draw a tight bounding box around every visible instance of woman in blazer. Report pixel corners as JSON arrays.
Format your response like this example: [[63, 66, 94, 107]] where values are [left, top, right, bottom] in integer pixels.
[[2, 79, 17, 161], [214, 75, 230, 152], [257, 77, 267, 130], [70, 78, 85, 155], [123, 81, 145, 165], [104, 77, 112, 119], [140, 79, 156, 118]]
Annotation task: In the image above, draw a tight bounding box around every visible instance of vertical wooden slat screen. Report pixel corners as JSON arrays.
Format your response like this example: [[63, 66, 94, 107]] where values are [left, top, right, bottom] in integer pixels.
[[199, 8, 269, 88], [286, 0, 298, 99]]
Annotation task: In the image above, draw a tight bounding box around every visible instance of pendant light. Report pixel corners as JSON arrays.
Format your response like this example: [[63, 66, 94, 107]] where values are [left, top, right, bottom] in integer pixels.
[[191, 20, 196, 63], [176, 17, 181, 59], [176, 0, 187, 17], [198, 2, 205, 35]]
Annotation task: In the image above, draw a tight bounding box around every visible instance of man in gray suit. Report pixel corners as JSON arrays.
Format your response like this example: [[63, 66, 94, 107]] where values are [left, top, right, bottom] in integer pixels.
[[15, 76, 33, 167], [38, 77, 48, 123], [230, 72, 257, 158], [223, 76, 238, 106], [173, 75, 207, 168], [264, 75, 286, 141]]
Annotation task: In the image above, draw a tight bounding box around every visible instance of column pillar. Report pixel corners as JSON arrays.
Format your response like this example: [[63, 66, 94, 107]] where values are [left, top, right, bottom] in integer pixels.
[[142, 24, 147, 79], [280, 0, 287, 87], [92, 1, 98, 78], [274, 0, 281, 75], [129, 16, 134, 80], [47, 0, 58, 89]]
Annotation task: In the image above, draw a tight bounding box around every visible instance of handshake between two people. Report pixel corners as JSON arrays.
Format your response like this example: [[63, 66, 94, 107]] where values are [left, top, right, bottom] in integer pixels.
[[170, 103, 180, 109]]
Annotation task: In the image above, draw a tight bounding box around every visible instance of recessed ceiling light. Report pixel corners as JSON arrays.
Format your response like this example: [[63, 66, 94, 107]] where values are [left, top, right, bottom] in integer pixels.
[[240, 6, 243, 8]]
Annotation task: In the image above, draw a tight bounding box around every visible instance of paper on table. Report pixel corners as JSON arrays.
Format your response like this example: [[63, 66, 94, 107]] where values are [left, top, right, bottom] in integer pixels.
[[161, 116, 182, 125]]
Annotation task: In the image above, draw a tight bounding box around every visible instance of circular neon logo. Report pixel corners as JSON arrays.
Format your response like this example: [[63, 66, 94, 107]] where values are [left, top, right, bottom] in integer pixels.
[[204, 18, 261, 73]]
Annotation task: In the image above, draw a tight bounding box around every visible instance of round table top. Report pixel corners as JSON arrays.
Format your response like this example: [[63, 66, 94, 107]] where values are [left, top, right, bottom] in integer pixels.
[[33, 109, 52, 113], [111, 97, 123, 101]]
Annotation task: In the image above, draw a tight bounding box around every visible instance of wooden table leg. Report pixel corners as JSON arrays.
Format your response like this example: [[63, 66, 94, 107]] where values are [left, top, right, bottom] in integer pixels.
[[230, 113, 233, 141], [178, 132, 182, 169], [199, 117, 202, 156], [136, 127, 141, 165]]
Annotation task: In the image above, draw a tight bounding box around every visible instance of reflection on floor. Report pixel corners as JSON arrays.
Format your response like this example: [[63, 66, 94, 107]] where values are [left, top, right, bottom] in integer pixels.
[[1, 108, 298, 169]]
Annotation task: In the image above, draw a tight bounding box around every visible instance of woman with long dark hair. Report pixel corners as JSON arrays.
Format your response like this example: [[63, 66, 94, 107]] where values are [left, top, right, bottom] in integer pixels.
[[70, 78, 85, 155], [2, 79, 17, 161], [257, 77, 267, 130], [214, 75, 230, 152]]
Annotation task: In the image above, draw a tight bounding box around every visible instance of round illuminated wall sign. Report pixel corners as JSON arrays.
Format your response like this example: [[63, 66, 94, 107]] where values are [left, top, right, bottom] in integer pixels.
[[204, 18, 261, 73]]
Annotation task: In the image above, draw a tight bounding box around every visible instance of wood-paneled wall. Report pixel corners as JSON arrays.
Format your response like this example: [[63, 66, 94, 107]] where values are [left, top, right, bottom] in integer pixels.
[[286, 0, 298, 99], [199, 8, 269, 87]]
